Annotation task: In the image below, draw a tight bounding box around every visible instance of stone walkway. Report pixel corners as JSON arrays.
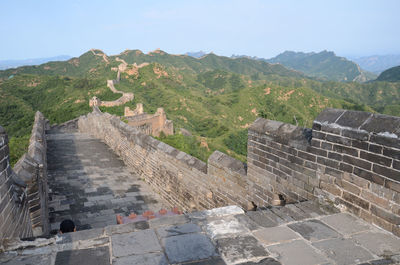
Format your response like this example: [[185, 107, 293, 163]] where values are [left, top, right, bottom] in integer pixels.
[[2, 203, 400, 265], [46, 130, 168, 233]]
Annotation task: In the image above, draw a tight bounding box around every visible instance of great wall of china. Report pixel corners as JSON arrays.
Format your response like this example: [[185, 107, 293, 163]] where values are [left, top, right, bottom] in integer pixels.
[[89, 51, 134, 108], [88, 50, 173, 138], [1, 78, 400, 262]]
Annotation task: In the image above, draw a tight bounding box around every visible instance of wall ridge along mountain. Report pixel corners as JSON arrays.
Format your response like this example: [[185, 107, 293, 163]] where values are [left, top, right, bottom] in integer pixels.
[[89, 53, 134, 108], [77, 107, 400, 236]]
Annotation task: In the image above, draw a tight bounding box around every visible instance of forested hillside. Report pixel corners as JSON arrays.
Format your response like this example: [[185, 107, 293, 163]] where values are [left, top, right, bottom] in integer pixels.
[[1, 49, 397, 165], [266, 50, 376, 82]]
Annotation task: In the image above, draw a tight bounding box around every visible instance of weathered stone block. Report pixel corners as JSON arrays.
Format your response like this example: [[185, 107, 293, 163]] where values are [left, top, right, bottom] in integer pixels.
[[253, 226, 299, 246], [353, 167, 384, 185], [328, 151, 343, 162], [370, 134, 400, 150], [383, 147, 400, 160], [351, 139, 369, 151], [341, 129, 369, 141], [112, 229, 162, 257], [162, 233, 218, 263], [373, 164, 400, 182], [343, 155, 372, 171], [287, 219, 340, 242], [352, 230, 400, 256], [320, 213, 371, 235], [369, 143, 383, 154], [326, 134, 351, 145], [55, 246, 110, 265], [342, 191, 370, 210], [384, 179, 400, 193], [313, 238, 373, 265], [216, 235, 269, 265], [267, 239, 329, 265], [360, 151, 392, 167], [113, 253, 168, 265], [370, 204, 400, 225]]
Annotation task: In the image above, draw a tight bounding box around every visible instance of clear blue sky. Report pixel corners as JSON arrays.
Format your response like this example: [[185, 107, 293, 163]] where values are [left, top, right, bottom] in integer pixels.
[[0, 0, 399, 60]]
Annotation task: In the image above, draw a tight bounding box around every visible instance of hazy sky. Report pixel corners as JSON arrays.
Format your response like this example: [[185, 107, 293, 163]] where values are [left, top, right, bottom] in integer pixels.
[[1, 0, 399, 60]]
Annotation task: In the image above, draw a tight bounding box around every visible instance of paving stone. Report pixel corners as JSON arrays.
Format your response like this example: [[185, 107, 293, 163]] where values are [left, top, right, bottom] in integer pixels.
[[234, 214, 261, 231], [189, 205, 244, 220], [295, 201, 325, 218], [156, 223, 201, 238], [285, 204, 312, 220], [237, 257, 282, 265], [216, 235, 269, 265], [267, 240, 329, 265], [113, 253, 168, 265], [253, 226, 300, 245], [149, 214, 189, 228], [245, 211, 278, 228], [260, 210, 286, 225], [55, 246, 110, 265], [287, 219, 340, 242], [204, 215, 250, 240], [56, 227, 105, 244], [320, 213, 372, 236], [269, 208, 295, 222], [1, 254, 55, 265], [352, 231, 400, 257], [112, 229, 162, 257], [105, 221, 149, 235], [313, 238, 374, 265], [162, 233, 218, 263], [183, 257, 227, 265]]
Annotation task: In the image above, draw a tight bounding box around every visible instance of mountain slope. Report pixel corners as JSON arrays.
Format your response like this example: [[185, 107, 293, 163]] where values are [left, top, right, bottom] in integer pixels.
[[0, 49, 389, 164], [266, 50, 376, 82], [376, 65, 400, 82]]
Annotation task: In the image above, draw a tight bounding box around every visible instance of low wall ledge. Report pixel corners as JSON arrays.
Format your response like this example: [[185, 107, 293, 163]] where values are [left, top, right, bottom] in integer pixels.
[[314, 108, 400, 138], [208, 151, 247, 176]]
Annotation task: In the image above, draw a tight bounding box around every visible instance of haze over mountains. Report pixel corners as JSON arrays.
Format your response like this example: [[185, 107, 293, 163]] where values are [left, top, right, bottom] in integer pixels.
[[0, 55, 71, 70], [3, 50, 400, 83], [352, 54, 400, 74], [265, 51, 376, 82]]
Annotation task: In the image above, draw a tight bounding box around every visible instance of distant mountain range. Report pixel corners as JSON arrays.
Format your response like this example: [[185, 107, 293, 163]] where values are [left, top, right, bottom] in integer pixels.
[[264, 51, 376, 82], [376, 65, 400, 82], [5, 48, 396, 164], [0, 55, 71, 70], [185, 51, 207, 58], [352, 55, 400, 74]]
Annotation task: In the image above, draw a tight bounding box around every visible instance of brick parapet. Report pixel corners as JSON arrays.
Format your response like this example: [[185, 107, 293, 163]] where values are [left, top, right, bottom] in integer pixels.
[[0, 126, 33, 240], [79, 107, 400, 236], [248, 108, 400, 236], [78, 108, 251, 212], [1, 111, 50, 240]]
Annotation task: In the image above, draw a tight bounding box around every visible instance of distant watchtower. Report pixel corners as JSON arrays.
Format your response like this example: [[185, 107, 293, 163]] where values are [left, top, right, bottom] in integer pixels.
[[89, 96, 101, 107]]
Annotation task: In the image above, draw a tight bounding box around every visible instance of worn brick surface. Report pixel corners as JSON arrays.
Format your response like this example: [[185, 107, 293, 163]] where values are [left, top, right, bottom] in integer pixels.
[[46, 132, 168, 231]]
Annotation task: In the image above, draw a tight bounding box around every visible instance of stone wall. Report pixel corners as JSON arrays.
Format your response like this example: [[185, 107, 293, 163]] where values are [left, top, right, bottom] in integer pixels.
[[78, 108, 248, 212], [126, 107, 174, 137], [0, 126, 33, 239], [0, 111, 49, 239], [248, 108, 400, 236], [0, 111, 49, 240], [78, 107, 400, 236]]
